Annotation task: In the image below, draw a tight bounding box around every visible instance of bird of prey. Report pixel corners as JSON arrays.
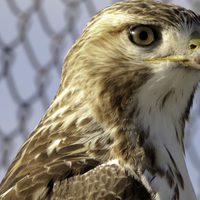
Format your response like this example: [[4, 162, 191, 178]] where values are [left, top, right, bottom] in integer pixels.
[[0, 0, 200, 199]]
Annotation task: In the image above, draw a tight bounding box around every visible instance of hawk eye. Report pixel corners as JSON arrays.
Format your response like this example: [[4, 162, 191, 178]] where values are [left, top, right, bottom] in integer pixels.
[[129, 26, 156, 46]]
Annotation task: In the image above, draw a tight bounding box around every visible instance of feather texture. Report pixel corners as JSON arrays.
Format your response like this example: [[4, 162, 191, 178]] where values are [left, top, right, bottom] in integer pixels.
[[1, 0, 200, 199]]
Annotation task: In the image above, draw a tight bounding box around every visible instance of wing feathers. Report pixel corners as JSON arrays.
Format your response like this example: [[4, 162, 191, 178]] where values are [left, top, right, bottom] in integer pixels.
[[48, 164, 151, 200]]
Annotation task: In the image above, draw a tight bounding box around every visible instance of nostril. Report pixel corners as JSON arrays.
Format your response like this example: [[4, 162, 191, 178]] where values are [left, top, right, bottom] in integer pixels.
[[190, 44, 197, 49]]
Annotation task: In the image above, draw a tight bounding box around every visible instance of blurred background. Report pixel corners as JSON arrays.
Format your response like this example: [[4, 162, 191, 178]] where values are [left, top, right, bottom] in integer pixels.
[[0, 0, 200, 198]]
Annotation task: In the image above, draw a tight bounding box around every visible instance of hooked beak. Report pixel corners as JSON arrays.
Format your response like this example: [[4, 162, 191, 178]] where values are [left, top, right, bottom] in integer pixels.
[[145, 32, 200, 70]]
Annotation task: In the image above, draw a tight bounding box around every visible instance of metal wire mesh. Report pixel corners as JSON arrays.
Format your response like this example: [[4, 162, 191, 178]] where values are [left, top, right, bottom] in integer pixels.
[[0, 0, 200, 198]]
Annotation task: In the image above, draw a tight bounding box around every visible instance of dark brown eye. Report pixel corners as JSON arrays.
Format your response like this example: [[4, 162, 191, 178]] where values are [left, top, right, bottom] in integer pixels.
[[129, 26, 156, 46]]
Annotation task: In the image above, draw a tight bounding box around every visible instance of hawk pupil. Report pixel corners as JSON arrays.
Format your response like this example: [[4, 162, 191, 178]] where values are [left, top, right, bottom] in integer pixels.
[[139, 31, 148, 40]]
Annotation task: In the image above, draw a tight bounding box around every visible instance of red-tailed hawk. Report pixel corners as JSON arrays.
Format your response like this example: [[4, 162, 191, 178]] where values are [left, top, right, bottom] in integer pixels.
[[0, 0, 200, 199]]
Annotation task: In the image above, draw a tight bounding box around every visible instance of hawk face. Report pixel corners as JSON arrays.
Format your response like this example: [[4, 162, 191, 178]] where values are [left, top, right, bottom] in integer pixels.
[[0, 1, 200, 200]]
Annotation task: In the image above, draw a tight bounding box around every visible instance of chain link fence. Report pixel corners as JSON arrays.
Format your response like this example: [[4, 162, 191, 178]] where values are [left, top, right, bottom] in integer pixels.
[[0, 0, 200, 198]]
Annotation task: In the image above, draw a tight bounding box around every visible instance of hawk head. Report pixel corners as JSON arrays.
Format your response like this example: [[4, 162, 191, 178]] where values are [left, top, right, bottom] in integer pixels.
[[0, 0, 200, 200]]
